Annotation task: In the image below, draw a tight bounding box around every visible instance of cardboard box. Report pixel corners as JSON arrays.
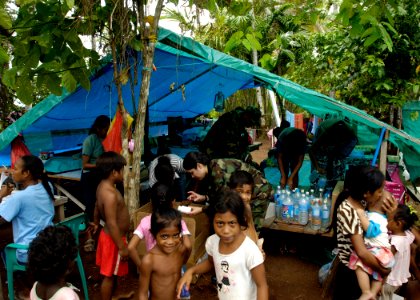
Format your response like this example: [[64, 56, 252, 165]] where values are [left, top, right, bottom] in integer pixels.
[[133, 202, 210, 268]]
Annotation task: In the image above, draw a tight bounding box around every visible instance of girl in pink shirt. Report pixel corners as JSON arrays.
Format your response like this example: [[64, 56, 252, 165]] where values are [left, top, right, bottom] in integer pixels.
[[379, 204, 418, 300], [128, 183, 191, 269]]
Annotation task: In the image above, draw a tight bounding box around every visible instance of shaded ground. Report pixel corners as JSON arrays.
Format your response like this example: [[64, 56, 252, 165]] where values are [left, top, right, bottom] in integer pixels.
[[0, 134, 333, 299]]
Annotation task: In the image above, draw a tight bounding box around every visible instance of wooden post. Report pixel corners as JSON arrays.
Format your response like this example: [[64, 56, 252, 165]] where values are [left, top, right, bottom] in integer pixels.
[[379, 130, 389, 174]]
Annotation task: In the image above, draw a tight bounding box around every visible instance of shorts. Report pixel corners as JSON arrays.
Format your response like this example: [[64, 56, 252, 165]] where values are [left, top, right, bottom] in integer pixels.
[[348, 246, 394, 281], [96, 229, 128, 277]]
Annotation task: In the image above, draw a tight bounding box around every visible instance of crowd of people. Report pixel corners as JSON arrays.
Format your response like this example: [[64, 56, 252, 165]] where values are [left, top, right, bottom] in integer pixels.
[[0, 107, 419, 300]]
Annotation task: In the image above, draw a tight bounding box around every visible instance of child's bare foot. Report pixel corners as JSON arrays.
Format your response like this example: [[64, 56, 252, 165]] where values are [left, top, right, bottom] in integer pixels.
[[358, 291, 374, 300]]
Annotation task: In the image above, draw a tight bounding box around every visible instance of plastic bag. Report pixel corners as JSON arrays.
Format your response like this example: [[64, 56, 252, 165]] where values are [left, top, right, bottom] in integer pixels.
[[103, 110, 133, 153], [318, 261, 332, 286], [10, 135, 31, 168]]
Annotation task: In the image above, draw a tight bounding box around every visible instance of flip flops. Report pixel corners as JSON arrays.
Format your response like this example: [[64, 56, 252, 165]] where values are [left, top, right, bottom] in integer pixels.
[[83, 238, 95, 252]]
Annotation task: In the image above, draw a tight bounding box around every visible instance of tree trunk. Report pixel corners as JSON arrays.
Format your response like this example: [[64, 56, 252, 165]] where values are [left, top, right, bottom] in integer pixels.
[[127, 0, 165, 219]]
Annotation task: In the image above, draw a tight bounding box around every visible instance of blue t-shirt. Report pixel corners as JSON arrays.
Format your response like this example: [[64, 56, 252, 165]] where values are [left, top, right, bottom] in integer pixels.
[[0, 183, 54, 262]]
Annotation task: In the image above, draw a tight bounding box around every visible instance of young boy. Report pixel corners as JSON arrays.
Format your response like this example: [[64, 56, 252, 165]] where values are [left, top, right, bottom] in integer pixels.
[[228, 170, 264, 253], [93, 151, 132, 300]]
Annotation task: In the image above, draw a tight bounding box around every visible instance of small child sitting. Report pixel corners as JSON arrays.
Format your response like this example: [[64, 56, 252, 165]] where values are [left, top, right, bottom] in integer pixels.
[[349, 190, 395, 300], [27, 225, 79, 300]]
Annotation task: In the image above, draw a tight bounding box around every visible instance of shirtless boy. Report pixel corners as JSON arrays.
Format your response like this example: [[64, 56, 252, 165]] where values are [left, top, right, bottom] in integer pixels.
[[138, 208, 192, 300], [94, 151, 131, 300]]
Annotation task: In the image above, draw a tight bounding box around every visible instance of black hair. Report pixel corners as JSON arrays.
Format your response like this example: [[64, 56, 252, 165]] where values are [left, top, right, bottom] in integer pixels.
[[329, 165, 385, 234], [155, 156, 175, 186], [213, 190, 248, 229], [183, 151, 210, 170], [88, 115, 110, 135], [21, 155, 54, 201], [228, 170, 254, 190], [150, 182, 175, 213], [393, 204, 419, 231], [96, 151, 127, 179], [273, 120, 291, 138], [150, 207, 182, 238], [27, 225, 78, 285]]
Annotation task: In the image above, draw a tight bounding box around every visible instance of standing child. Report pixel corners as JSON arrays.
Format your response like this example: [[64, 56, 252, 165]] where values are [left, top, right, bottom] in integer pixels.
[[228, 170, 264, 253], [349, 190, 395, 300], [128, 182, 192, 268], [27, 225, 79, 300], [138, 207, 192, 300], [94, 151, 132, 300], [177, 190, 268, 300], [379, 204, 417, 300]]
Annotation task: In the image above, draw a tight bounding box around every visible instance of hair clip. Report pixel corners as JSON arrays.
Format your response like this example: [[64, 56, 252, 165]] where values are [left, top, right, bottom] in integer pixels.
[[407, 204, 417, 216]]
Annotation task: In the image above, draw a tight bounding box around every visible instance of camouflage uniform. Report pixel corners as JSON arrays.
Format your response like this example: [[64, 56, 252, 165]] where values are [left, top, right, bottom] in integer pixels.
[[200, 108, 251, 162], [206, 159, 273, 230]]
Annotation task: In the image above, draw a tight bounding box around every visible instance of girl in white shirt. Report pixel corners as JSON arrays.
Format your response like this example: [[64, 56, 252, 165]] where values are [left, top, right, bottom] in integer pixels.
[[379, 204, 418, 300], [177, 190, 268, 300]]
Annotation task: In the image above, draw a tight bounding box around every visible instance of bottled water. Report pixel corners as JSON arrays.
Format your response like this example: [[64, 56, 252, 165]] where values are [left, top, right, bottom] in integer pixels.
[[298, 195, 309, 225], [321, 199, 330, 230], [293, 188, 300, 222], [282, 193, 293, 221], [274, 186, 282, 219], [311, 199, 321, 230]]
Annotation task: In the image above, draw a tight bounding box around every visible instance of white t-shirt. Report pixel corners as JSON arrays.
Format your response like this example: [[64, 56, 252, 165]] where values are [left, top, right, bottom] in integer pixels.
[[30, 282, 80, 300], [386, 230, 415, 287], [206, 234, 264, 300]]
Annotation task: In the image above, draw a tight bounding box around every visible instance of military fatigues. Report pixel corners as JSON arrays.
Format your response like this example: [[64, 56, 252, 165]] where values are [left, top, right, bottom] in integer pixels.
[[200, 108, 250, 162], [206, 159, 273, 230]]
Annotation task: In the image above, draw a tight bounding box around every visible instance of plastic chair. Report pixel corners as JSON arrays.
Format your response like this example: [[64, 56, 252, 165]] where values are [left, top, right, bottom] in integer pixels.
[[5, 243, 29, 300], [57, 212, 90, 300]]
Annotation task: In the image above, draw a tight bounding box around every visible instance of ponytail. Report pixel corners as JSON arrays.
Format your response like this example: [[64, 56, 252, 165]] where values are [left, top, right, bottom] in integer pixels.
[[21, 155, 55, 201]]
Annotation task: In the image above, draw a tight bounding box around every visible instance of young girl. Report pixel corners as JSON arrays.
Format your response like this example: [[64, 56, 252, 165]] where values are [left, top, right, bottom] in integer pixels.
[[138, 207, 192, 300], [27, 225, 79, 300], [177, 190, 268, 300], [348, 190, 395, 300], [128, 182, 191, 268], [378, 204, 418, 300]]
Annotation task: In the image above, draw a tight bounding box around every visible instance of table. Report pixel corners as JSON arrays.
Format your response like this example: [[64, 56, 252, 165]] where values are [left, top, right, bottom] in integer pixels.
[[48, 170, 86, 211]]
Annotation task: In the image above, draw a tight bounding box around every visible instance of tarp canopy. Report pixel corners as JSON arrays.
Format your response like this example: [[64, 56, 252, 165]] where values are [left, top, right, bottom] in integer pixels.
[[1, 28, 419, 181]]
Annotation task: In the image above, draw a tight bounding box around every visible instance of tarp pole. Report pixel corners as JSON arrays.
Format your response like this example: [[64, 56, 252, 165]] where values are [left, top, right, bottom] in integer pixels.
[[371, 127, 386, 167], [379, 130, 389, 175], [269, 90, 281, 127]]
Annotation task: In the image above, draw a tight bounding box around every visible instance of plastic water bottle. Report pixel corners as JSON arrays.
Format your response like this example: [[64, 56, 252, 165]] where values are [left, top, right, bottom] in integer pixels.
[[311, 199, 321, 230], [321, 199, 330, 230], [298, 195, 309, 225], [282, 193, 293, 221], [274, 186, 282, 219], [293, 188, 300, 222]]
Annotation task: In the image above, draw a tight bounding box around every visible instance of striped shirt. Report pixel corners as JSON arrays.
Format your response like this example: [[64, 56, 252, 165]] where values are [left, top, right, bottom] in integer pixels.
[[337, 200, 363, 266], [148, 154, 184, 187]]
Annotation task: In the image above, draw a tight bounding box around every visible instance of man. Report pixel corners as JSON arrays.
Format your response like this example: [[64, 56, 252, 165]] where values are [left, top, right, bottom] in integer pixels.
[[200, 106, 261, 162], [274, 120, 307, 190]]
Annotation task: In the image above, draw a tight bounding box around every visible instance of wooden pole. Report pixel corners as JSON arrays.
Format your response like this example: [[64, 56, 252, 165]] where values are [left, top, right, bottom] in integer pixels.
[[379, 130, 389, 174]]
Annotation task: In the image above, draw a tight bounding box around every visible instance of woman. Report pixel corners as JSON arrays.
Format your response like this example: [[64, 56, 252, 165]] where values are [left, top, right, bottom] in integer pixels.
[[332, 165, 397, 299], [183, 151, 273, 230], [0, 155, 55, 263], [81, 115, 110, 221]]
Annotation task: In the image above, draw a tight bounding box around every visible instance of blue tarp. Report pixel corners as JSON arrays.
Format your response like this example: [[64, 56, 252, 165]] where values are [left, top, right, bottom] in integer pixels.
[[0, 28, 419, 181]]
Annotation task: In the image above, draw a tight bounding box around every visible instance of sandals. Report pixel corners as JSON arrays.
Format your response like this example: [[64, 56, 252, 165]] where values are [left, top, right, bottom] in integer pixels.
[[83, 238, 95, 252]]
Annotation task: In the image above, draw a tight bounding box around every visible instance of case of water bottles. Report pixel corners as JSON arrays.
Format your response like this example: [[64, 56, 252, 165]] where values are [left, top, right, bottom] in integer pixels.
[[273, 181, 343, 233]]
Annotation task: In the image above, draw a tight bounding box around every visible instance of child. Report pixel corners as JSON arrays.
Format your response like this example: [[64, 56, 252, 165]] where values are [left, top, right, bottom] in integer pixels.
[[27, 225, 79, 300], [228, 170, 264, 253], [177, 190, 268, 300], [379, 204, 417, 300], [349, 190, 395, 300], [128, 182, 192, 268], [94, 151, 132, 300], [138, 207, 192, 300]]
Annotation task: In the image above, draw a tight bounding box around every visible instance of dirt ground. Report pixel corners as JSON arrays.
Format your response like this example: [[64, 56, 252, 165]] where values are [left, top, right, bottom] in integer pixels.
[[0, 134, 334, 299]]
